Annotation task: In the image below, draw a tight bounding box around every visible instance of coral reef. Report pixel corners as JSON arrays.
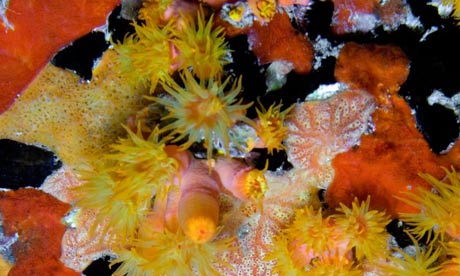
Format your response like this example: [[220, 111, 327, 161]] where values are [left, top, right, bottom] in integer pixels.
[[1, 0, 460, 275]]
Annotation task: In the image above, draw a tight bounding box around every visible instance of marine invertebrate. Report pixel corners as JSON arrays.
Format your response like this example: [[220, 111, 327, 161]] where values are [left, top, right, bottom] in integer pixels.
[[153, 69, 253, 159], [327, 42, 460, 217], [398, 167, 460, 242], [0, 0, 120, 114], [0, 189, 78, 275], [333, 196, 391, 262], [253, 101, 293, 154], [0, 50, 147, 168], [247, 12, 314, 74], [267, 196, 391, 274], [104, 144, 236, 274], [214, 157, 268, 201], [285, 206, 340, 257], [114, 19, 174, 93], [331, 0, 415, 34], [173, 8, 230, 80], [248, 0, 277, 22], [265, 234, 306, 275], [111, 228, 233, 276], [376, 234, 442, 276], [138, 0, 173, 24], [285, 89, 376, 188], [178, 156, 221, 243], [267, 232, 363, 275], [74, 126, 178, 243]]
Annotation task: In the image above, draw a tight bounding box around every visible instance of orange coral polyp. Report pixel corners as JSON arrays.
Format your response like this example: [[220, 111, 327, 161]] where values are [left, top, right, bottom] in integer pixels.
[[153, 69, 253, 159], [213, 155, 269, 201], [114, 20, 174, 93], [255, 101, 293, 154], [334, 196, 391, 262], [244, 169, 268, 200], [248, 0, 277, 22], [173, 8, 230, 80], [398, 167, 460, 242], [178, 191, 219, 243]]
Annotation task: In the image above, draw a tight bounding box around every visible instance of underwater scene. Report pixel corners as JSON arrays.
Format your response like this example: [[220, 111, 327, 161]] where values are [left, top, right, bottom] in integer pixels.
[[1, 0, 460, 275]]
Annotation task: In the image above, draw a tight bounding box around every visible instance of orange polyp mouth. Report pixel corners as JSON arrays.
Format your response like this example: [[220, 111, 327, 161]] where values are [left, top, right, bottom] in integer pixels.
[[178, 192, 220, 243], [184, 216, 217, 243]]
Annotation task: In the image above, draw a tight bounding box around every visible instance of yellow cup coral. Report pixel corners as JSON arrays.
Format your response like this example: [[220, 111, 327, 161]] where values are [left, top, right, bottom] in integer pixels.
[[111, 228, 233, 276], [113, 19, 174, 93], [152, 69, 253, 159], [173, 7, 230, 80], [375, 233, 442, 276], [398, 167, 460, 242], [179, 192, 220, 244], [254, 101, 293, 154], [177, 157, 221, 244], [333, 196, 391, 262], [74, 126, 178, 243]]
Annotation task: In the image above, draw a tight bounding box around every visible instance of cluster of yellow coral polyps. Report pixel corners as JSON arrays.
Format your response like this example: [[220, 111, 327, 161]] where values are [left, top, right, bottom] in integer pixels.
[[399, 167, 460, 242], [69, 3, 312, 275], [114, 20, 174, 93], [266, 197, 390, 274], [114, 6, 230, 92], [69, 2, 459, 276], [396, 168, 460, 275], [74, 126, 179, 243], [74, 125, 238, 274]]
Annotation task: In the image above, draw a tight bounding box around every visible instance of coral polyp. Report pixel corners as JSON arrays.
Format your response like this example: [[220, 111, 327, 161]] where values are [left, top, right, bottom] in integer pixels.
[[248, 0, 277, 22], [285, 206, 337, 256], [111, 228, 233, 276], [153, 69, 253, 159], [114, 20, 174, 93], [242, 168, 268, 200], [178, 191, 220, 244], [333, 196, 391, 262], [138, 0, 172, 24], [265, 234, 306, 275], [398, 167, 460, 242], [376, 234, 442, 276], [254, 101, 293, 154], [74, 126, 178, 242], [173, 8, 230, 80]]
